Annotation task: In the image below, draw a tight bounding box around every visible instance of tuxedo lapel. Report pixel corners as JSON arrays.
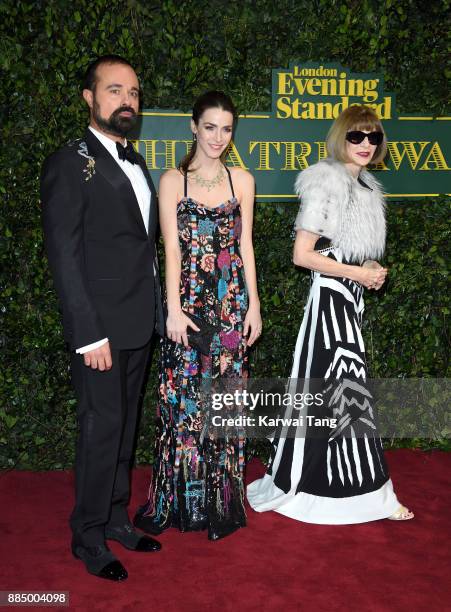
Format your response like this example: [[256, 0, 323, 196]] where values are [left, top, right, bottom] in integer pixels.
[[136, 155, 158, 239], [84, 130, 147, 236]]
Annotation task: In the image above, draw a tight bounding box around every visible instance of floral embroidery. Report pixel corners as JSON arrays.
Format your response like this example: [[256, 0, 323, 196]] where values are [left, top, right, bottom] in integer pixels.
[[217, 249, 231, 269], [198, 218, 215, 236], [77, 141, 96, 181], [184, 399, 197, 415], [139, 194, 249, 537], [200, 253, 216, 272], [179, 227, 191, 242], [83, 158, 96, 181], [220, 330, 241, 350]]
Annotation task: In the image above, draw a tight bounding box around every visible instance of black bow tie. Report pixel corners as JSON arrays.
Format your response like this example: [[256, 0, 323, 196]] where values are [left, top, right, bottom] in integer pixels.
[[116, 141, 138, 164]]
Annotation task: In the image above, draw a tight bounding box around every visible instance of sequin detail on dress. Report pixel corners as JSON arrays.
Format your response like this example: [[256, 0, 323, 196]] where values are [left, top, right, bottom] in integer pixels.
[[137, 168, 248, 539]]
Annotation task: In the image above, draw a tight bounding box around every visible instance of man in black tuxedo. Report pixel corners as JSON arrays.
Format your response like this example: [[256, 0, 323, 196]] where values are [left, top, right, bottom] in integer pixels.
[[41, 55, 164, 581]]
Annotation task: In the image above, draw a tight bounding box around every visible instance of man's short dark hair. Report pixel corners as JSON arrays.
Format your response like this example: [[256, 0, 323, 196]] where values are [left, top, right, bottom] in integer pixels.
[[82, 55, 135, 92]]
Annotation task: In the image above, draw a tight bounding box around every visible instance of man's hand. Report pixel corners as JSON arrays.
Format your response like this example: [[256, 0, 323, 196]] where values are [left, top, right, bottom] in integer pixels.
[[83, 341, 112, 371]]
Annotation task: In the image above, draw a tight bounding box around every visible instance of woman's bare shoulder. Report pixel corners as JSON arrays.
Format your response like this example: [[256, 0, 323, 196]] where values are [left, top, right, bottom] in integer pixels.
[[228, 166, 254, 187], [159, 167, 184, 189]]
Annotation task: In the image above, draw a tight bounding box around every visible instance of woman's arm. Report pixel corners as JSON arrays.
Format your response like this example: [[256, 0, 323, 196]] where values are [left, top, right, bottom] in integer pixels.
[[159, 170, 198, 346], [293, 230, 387, 289], [234, 169, 262, 345]]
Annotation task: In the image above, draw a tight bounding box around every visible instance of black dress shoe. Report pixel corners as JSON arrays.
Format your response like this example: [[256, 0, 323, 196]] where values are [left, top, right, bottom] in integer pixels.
[[71, 542, 128, 581], [105, 523, 162, 552]]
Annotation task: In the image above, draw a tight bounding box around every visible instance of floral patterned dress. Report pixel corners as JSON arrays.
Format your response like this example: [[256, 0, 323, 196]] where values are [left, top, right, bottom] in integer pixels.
[[136, 167, 248, 540]]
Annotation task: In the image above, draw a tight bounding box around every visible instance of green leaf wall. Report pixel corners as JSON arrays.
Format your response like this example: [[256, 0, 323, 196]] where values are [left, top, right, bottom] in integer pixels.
[[1, 0, 449, 469]]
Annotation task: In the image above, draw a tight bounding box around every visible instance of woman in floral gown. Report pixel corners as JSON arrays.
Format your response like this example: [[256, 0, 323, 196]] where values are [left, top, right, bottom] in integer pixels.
[[135, 91, 261, 540]]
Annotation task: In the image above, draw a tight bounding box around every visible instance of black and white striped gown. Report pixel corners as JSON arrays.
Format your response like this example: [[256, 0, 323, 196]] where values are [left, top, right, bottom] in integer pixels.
[[247, 240, 400, 524]]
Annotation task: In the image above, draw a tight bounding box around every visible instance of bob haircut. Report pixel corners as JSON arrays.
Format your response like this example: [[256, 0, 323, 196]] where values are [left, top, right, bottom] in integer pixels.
[[326, 105, 387, 164]]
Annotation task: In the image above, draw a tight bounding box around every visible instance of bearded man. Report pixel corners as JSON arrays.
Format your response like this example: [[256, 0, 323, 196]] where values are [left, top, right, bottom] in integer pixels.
[[41, 55, 164, 581]]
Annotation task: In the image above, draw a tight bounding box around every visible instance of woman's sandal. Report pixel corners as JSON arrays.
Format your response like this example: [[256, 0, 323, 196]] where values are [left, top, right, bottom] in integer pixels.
[[388, 505, 414, 521]]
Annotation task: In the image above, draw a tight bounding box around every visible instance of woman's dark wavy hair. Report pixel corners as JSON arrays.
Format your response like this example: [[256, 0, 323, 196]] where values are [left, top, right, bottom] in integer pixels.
[[179, 91, 237, 174]]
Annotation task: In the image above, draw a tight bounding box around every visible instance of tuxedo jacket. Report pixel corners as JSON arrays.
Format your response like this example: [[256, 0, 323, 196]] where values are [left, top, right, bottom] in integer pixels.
[[41, 129, 164, 351]]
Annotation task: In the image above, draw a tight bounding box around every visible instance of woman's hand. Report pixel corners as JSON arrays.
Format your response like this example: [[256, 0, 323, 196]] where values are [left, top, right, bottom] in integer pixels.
[[166, 309, 200, 347], [357, 261, 388, 290], [244, 302, 262, 346]]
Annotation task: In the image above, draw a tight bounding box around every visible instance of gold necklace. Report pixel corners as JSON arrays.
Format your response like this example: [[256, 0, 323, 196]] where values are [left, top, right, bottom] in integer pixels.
[[189, 166, 226, 192]]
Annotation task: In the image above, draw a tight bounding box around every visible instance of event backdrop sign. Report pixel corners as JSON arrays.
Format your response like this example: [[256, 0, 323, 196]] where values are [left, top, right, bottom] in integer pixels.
[[130, 62, 450, 201]]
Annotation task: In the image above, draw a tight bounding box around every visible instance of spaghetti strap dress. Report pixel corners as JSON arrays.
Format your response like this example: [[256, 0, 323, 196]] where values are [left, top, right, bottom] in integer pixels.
[[136, 167, 249, 540]]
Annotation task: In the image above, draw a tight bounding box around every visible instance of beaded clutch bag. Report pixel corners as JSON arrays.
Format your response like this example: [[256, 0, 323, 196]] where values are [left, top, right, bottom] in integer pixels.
[[185, 312, 220, 355]]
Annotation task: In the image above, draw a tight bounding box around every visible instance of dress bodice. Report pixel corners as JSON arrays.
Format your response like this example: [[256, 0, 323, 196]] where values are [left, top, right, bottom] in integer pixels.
[[175, 167, 246, 327]]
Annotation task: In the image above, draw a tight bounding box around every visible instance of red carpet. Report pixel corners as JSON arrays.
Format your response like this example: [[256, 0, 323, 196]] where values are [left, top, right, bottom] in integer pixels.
[[0, 450, 449, 611]]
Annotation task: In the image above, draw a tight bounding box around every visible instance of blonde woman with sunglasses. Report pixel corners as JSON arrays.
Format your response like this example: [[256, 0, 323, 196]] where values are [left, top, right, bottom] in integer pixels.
[[247, 105, 414, 524]]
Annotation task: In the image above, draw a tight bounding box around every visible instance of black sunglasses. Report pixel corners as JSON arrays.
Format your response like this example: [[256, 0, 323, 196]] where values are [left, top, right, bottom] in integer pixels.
[[346, 130, 384, 146]]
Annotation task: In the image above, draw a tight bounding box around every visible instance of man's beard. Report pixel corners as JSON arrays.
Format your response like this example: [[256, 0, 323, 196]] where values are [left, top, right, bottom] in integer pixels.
[[92, 98, 138, 137]]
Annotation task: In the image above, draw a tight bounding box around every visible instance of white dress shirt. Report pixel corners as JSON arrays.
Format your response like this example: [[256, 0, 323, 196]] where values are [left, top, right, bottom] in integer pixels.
[[76, 126, 151, 354]]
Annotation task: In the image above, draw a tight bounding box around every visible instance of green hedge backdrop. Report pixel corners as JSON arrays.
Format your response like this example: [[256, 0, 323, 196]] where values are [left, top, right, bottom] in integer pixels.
[[1, 0, 449, 469]]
